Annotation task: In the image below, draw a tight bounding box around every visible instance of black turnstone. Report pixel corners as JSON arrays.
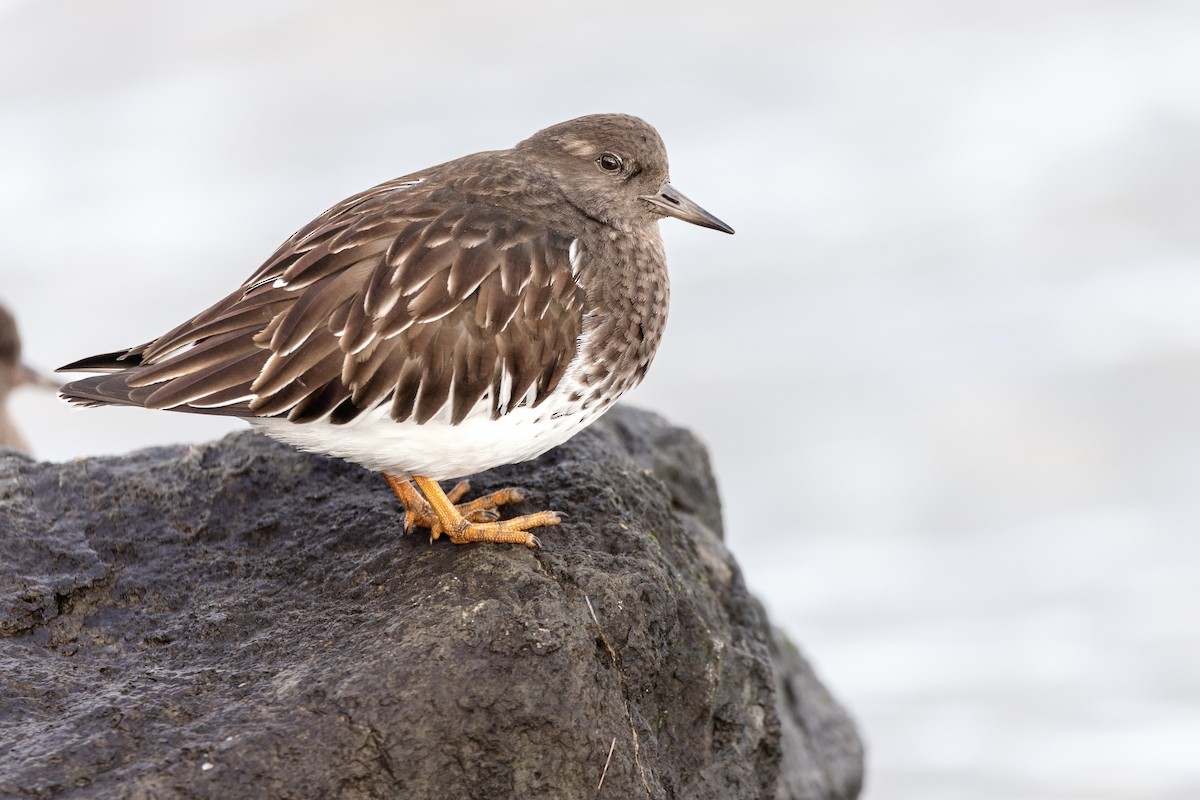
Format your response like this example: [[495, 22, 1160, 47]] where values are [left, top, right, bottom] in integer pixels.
[[1, 303, 57, 454], [59, 114, 733, 546]]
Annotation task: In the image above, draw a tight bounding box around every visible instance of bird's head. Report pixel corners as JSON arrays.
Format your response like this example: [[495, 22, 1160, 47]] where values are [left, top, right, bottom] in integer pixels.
[[518, 113, 734, 235]]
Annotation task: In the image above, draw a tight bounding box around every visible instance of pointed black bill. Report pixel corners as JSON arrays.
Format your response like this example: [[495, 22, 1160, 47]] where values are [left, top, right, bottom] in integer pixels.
[[641, 181, 734, 234]]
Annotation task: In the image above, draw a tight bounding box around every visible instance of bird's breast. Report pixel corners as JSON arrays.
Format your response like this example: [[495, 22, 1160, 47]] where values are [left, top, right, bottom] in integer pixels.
[[570, 229, 670, 411]]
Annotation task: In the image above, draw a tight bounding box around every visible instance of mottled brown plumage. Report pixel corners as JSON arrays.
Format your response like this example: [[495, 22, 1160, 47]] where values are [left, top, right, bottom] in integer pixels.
[[59, 114, 733, 546]]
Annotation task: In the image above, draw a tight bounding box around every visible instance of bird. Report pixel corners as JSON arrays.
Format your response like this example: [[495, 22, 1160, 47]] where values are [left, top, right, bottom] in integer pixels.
[[58, 113, 733, 547], [1, 302, 58, 455]]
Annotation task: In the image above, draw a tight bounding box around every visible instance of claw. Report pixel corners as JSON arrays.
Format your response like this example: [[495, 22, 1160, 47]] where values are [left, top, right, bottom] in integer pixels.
[[383, 474, 559, 546]]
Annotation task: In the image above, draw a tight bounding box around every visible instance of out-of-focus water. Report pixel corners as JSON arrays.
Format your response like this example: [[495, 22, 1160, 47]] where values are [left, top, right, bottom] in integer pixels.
[[3, 2, 1199, 797]]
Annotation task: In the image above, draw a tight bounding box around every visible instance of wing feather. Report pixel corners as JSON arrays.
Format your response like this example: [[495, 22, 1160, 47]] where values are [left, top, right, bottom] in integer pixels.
[[59, 162, 588, 430]]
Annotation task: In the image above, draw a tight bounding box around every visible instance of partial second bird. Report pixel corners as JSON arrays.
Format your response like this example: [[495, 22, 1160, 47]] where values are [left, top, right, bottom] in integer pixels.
[[1, 303, 57, 455], [59, 114, 733, 547]]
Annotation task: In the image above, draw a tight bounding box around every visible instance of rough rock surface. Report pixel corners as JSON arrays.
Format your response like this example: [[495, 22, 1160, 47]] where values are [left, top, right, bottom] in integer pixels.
[[0, 406, 863, 799]]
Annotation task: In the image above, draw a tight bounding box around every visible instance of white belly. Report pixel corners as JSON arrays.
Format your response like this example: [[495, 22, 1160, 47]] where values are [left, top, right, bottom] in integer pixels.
[[249, 387, 610, 480], [247, 307, 641, 480]]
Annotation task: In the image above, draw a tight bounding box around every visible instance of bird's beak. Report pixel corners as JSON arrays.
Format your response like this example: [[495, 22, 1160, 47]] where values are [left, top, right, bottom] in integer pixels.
[[641, 182, 735, 234], [15, 362, 59, 391]]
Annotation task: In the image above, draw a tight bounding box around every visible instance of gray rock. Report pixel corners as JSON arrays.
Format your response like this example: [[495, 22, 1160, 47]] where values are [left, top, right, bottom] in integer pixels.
[[0, 406, 863, 799]]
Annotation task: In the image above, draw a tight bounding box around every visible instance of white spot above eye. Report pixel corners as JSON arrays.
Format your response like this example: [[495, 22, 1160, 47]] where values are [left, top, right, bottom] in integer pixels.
[[560, 136, 594, 157]]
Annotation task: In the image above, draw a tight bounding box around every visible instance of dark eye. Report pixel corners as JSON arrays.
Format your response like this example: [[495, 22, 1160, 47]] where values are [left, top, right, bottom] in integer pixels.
[[597, 153, 623, 173]]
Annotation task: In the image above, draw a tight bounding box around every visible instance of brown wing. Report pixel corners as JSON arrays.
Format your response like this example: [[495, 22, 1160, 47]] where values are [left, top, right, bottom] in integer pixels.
[[59, 178, 587, 427]]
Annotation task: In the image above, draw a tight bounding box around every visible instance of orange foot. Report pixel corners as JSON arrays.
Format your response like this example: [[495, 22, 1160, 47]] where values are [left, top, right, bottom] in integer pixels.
[[383, 473, 561, 548]]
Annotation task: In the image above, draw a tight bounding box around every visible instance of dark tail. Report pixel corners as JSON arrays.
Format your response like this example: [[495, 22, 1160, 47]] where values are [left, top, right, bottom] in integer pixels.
[[58, 372, 255, 417], [58, 373, 153, 409]]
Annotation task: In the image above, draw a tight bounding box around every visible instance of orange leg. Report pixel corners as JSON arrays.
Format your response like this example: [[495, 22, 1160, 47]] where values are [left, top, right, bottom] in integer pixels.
[[384, 474, 491, 533], [383, 473, 561, 548]]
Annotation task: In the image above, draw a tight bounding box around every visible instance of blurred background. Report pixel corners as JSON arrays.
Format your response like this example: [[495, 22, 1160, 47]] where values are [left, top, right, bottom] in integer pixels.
[[3, 1, 1198, 797]]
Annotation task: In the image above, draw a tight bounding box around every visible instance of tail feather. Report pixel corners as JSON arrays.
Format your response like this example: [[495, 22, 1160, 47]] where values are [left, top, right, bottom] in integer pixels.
[[58, 373, 255, 418], [59, 373, 157, 409]]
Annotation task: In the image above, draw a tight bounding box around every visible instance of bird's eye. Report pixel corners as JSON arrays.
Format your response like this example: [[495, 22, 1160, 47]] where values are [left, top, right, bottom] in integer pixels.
[[597, 153, 623, 173]]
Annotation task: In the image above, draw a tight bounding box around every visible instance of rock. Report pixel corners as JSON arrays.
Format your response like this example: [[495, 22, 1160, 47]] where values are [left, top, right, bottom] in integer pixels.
[[0, 406, 863, 799]]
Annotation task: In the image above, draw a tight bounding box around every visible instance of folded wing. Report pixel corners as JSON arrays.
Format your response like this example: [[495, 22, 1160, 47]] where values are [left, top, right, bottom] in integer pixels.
[[59, 177, 587, 427]]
